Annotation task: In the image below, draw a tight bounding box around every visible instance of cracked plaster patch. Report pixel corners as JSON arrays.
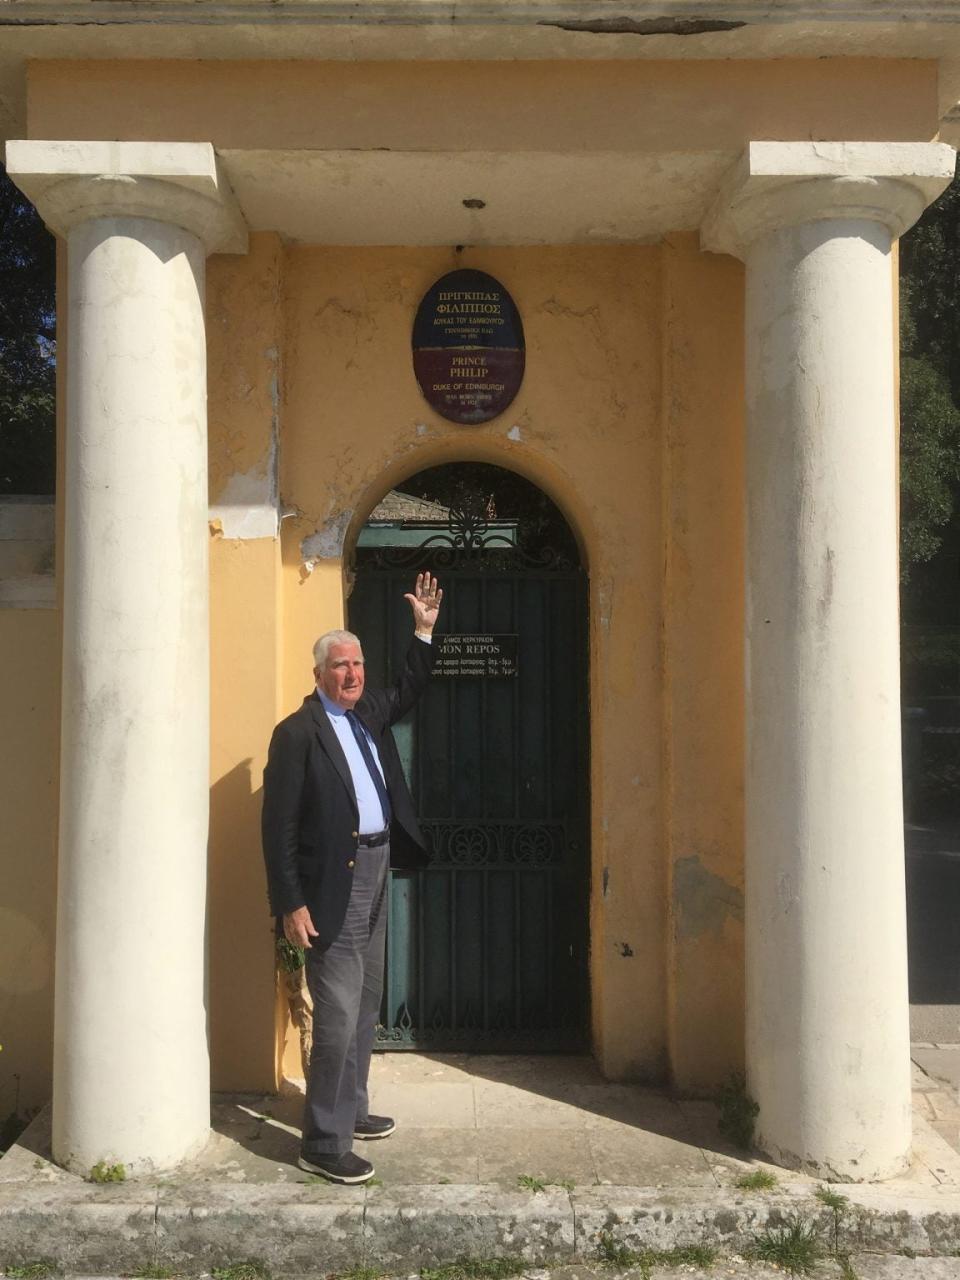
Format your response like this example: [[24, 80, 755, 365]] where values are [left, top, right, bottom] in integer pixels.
[[302, 508, 355, 563]]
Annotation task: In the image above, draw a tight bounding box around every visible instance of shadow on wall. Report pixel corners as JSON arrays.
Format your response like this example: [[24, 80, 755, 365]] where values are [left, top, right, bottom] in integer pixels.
[[208, 759, 277, 1093]]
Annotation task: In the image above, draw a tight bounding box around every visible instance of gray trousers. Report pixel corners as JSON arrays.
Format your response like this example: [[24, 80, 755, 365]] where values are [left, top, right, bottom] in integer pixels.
[[302, 840, 389, 1156]]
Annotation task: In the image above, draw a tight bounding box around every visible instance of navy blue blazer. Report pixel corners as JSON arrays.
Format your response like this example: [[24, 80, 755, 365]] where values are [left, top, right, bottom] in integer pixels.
[[261, 636, 436, 947]]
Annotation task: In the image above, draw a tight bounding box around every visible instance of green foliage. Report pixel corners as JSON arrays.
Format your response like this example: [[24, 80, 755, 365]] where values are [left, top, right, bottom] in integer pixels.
[[716, 1072, 759, 1151], [0, 164, 56, 495], [596, 1234, 716, 1273], [899, 157, 960, 596], [3, 1264, 55, 1279], [87, 1160, 126, 1183], [899, 355, 960, 577], [747, 1214, 822, 1275], [276, 938, 305, 973], [814, 1184, 849, 1213], [735, 1169, 778, 1191], [420, 1258, 527, 1280]]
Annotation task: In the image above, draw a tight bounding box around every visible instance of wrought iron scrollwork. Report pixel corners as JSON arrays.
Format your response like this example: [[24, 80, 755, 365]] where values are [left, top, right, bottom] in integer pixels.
[[423, 821, 564, 866], [358, 502, 575, 572]]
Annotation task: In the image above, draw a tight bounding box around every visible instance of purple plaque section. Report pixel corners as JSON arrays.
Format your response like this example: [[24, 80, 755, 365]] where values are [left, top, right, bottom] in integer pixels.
[[412, 268, 525, 425]]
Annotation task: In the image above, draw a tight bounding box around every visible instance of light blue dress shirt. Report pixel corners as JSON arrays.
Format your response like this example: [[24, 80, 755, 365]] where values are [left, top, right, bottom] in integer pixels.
[[316, 690, 389, 834]]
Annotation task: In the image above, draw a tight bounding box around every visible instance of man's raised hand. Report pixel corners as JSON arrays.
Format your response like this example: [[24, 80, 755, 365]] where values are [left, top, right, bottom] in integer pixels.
[[404, 572, 443, 635]]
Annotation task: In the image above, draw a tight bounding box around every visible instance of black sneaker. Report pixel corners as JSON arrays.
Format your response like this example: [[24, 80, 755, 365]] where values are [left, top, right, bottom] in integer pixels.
[[353, 1114, 396, 1140], [297, 1150, 374, 1184]]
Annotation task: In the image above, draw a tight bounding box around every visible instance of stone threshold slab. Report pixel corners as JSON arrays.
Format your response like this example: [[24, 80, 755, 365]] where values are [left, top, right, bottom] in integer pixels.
[[2, 1181, 960, 1275]]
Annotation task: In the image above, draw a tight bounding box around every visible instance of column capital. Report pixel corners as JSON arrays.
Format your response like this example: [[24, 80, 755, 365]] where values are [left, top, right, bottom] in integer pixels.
[[4, 140, 247, 255], [701, 141, 955, 260]]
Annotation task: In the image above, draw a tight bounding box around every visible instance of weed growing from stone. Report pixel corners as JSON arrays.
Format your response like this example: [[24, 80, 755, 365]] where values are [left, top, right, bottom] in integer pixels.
[[211, 1264, 269, 1280], [815, 1184, 850, 1255], [420, 1257, 527, 1280], [716, 1072, 760, 1150], [748, 1214, 821, 1274], [3, 1263, 55, 1279], [735, 1169, 778, 1191], [838, 1255, 858, 1280], [597, 1234, 717, 1274], [814, 1184, 849, 1212], [516, 1174, 574, 1192], [367, 1177, 384, 1188], [87, 1160, 126, 1183], [597, 1233, 636, 1268]]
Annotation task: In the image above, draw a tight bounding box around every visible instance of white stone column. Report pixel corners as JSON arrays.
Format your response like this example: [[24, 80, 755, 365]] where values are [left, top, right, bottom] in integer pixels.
[[4, 142, 247, 1175], [702, 142, 954, 1180]]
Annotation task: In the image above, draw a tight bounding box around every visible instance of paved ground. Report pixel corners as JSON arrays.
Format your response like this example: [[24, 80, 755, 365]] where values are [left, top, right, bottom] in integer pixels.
[[7, 1050, 948, 1191]]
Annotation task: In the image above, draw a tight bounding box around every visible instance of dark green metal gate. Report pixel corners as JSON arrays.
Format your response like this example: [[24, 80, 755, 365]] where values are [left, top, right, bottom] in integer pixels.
[[350, 496, 589, 1052]]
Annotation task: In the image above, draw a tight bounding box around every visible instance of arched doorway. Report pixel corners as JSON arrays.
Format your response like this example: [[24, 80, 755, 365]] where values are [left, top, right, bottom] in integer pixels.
[[349, 461, 590, 1052]]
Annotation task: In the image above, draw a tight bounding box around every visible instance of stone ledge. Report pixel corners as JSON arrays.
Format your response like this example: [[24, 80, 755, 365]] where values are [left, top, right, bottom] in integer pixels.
[[2, 1180, 960, 1275]]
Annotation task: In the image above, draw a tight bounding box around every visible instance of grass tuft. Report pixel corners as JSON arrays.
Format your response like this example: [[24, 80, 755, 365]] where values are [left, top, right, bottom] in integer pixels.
[[516, 1174, 574, 1192], [747, 1215, 822, 1275], [3, 1264, 56, 1279], [735, 1169, 778, 1191], [87, 1161, 126, 1184], [516, 1174, 546, 1192], [211, 1264, 270, 1280], [420, 1258, 527, 1280], [597, 1234, 717, 1274]]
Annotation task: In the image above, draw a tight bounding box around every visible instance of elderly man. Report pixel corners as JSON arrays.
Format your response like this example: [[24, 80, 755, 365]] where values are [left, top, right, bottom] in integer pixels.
[[262, 572, 442, 1184]]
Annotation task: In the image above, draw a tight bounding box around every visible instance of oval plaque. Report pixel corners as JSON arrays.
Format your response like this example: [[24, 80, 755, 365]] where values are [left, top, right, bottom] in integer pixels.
[[412, 268, 525, 425]]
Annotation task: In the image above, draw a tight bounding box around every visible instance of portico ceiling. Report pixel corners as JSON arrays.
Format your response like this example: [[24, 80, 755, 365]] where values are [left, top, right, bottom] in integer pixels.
[[220, 148, 737, 245]]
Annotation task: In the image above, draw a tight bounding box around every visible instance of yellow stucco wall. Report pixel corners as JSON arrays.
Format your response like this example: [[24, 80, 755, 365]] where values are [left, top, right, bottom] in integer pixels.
[[661, 234, 746, 1091], [279, 244, 667, 1080], [206, 235, 284, 1091]]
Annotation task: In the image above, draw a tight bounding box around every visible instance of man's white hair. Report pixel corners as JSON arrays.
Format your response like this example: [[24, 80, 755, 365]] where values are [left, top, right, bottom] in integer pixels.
[[313, 629, 364, 670]]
